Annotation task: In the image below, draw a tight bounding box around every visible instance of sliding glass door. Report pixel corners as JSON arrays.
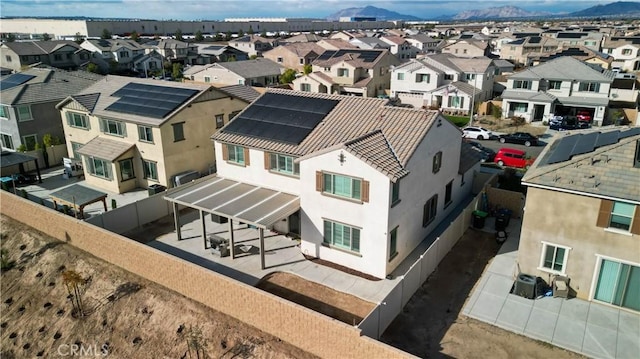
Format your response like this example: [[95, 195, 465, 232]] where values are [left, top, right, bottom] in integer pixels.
[[594, 258, 640, 312]]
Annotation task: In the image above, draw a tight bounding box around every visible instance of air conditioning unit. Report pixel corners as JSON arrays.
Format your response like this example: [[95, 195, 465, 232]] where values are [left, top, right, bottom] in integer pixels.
[[514, 274, 536, 299], [211, 214, 228, 224]]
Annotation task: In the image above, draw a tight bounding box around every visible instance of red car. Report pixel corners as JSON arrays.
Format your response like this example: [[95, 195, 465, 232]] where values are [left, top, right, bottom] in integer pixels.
[[576, 110, 592, 123], [494, 148, 534, 168]]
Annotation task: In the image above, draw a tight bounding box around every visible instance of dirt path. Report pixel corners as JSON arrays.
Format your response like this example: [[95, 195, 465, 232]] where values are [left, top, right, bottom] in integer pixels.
[[380, 228, 585, 359], [0, 215, 317, 359]]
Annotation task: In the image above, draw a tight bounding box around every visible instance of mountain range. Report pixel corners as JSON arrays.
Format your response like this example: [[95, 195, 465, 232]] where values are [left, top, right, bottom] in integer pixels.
[[327, 1, 640, 21]]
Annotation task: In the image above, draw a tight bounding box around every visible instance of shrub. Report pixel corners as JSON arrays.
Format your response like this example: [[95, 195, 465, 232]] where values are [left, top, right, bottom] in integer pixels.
[[491, 106, 502, 119], [16, 144, 27, 152], [511, 116, 526, 128]]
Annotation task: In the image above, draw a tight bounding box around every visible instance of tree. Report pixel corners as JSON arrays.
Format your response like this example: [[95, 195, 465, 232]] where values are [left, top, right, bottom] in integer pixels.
[[42, 33, 51, 41], [86, 63, 100, 74], [175, 29, 183, 41], [237, 29, 244, 37], [303, 64, 312, 75], [225, 31, 232, 41], [130, 30, 140, 42], [248, 26, 254, 35], [172, 63, 183, 79], [249, 54, 258, 60], [101, 29, 112, 39], [260, 30, 267, 38], [6, 33, 16, 42], [214, 32, 222, 41], [280, 68, 297, 84], [62, 270, 86, 317], [194, 30, 204, 42], [73, 32, 85, 44]]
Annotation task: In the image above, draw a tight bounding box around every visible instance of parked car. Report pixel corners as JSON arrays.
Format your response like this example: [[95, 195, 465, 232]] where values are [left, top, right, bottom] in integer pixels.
[[462, 126, 493, 140], [466, 140, 496, 162], [498, 132, 538, 147], [576, 110, 593, 123], [549, 116, 590, 131], [494, 148, 533, 168]]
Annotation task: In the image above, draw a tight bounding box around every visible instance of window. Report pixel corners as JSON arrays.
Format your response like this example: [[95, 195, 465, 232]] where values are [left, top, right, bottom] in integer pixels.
[[391, 180, 400, 205], [0, 105, 9, 118], [138, 125, 153, 143], [300, 83, 311, 92], [397, 73, 405, 80], [87, 157, 111, 180], [100, 118, 126, 136], [172, 122, 185, 141], [299, 58, 304, 65], [509, 102, 528, 112], [17, 106, 32, 122], [119, 158, 135, 181], [444, 74, 453, 80], [579, 82, 600, 92], [54, 54, 62, 61], [215, 114, 224, 129], [622, 49, 632, 55], [609, 202, 636, 231], [548, 80, 562, 90], [322, 172, 362, 200], [448, 96, 464, 108], [268, 153, 299, 176], [423, 195, 438, 227], [70, 142, 83, 159], [513, 80, 531, 89], [594, 258, 640, 311], [276, 57, 283, 63], [323, 220, 360, 253], [465, 73, 475, 81], [337, 68, 349, 77], [5, 55, 11, 62], [416, 74, 430, 83], [432, 151, 442, 173], [225, 144, 245, 165], [1, 133, 14, 150], [119, 51, 129, 58], [444, 181, 453, 207], [142, 159, 158, 181], [389, 227, 398, 260], [463, 49, 467, 54], [66, 112, 89, 129], [204, 76, 211, 83], [22, 134, 37, 151], [539, 242, 570, 274]]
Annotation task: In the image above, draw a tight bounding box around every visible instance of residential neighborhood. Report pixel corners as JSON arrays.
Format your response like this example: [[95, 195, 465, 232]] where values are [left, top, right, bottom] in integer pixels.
[[1, 7, 639, 359]]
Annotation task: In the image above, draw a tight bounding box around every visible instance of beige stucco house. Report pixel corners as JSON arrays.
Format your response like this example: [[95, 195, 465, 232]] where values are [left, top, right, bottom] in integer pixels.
[[55, 76, 252, 194], [441, 40, 489, 58], [518, 127, 640, 312], [263, 43, 326, 72]]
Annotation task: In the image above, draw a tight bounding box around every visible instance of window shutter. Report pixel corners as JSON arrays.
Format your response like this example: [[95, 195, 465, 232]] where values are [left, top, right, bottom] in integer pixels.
[[65, 112, 71, 125], [315, 171, 323, 192], [264, 152, 270, 170], [631, 207, 640, 235], [596, 200, 613, 228], [361, 180, 370, 203], [244, 147, 250, 166], [221, 144, 228, 160]]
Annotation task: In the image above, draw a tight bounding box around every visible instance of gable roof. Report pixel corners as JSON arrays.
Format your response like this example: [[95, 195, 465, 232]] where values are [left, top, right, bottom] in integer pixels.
[[313, 49, 389, 69], [523, 128, 640, 202], [218, 85, 260, 103], [2, 40, 81, 56], [509, 56, 615, 82], [214, 58, 284, 78], [84, 39, 144, 52], [77, 136, 135, 161], [267, 43, 326, 58], [213, 89, 442, 182]]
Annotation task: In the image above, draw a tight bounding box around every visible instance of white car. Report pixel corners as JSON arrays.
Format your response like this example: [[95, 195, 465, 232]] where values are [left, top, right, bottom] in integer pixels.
[[462, 126, 493, 140]]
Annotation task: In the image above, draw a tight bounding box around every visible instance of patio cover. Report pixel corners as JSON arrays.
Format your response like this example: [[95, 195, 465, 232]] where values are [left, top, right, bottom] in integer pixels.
[[50, 184, 108, 219], [0, 151, 42, 182], [77, 137, 135, 161]]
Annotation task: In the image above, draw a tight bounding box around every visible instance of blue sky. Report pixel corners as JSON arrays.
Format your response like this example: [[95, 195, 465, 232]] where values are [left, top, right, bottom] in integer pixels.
[[0, 1, 612, 20]]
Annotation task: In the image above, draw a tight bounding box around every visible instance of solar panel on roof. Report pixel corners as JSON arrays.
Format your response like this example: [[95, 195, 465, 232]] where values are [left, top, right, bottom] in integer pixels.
[[316, 49, 381, 63], [105, 82, 199, 119], [595, 130, 620, 148], [619, 127, 640, 139], [529, 36, 541, 44], [222, 92, 339, 145], [572, 132, 599, 156], [0, 73, 36, 91], [546, 134, 580, 164]]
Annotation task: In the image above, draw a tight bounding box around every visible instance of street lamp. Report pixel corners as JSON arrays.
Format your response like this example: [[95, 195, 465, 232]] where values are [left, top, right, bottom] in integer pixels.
[[469, 69, 478, 127]]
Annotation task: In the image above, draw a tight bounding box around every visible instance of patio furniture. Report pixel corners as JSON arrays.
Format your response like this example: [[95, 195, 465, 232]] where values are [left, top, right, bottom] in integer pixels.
[[209, 235, 229, 257], [553, 276, 569, 299]]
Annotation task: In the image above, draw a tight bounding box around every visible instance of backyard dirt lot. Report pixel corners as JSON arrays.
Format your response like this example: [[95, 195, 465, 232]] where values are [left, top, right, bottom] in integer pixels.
[[0, 215, 317, 359], [380, 228, 585, 359]]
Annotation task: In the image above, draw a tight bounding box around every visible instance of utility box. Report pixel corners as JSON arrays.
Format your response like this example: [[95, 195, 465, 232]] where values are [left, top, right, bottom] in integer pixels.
[[515, 274, 536, 299]]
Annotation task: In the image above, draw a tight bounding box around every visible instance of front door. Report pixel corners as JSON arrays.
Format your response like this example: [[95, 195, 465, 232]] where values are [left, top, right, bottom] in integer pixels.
[[288, 211, 300, 238], [533, 104, 545, 122]]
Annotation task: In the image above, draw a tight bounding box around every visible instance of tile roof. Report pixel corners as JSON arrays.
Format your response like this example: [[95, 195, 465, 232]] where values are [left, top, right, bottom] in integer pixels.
[[71, 93, 100, 112], [509, 56, 615, 82], [85, 39, 144, 51], [316, 39, 358, 50], [343, 130, 408, 180], [381, 36, 406, 45], [2, 40, 81, 55], [213, 89, 441, 182], [313, 49, 388, 69], [523, 128, 640, 202], [218, 85, 260, 103], [501, 89, 558, 103], [459, 141, 483, 174], [272, 43, 326, 57], [215, 58, 284, 78], [77, 136, 135, 161]]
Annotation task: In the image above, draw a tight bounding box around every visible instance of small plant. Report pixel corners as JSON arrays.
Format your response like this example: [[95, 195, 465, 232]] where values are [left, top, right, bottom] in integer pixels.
[[111, 199, 117, 209], [20, 189, 28, 199], [16, 144, 27, 152], [511, 116, 526, 129], [491, 106, 502, 119], [1, 248, 15, 271], [62, 270, 86, 317]]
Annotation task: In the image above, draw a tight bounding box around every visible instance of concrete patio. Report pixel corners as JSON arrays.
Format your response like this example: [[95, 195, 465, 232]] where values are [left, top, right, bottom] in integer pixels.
[[463, 218, 640, 359]]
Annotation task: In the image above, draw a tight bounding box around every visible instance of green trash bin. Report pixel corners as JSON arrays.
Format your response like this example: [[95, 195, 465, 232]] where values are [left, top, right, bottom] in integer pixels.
[[472, 210, 488, 229]]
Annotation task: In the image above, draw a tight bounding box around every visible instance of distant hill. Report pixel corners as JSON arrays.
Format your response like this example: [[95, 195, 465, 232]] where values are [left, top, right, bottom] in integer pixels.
[[326, 5, 421, 21], [452, 5, 549, 20], [569, 1, 640, 17]]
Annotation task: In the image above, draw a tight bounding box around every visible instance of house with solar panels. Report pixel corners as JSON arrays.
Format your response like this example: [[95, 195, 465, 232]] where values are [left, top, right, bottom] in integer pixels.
[[499, 36, 561, 66], [173, 89, 482, 278], [55, 76, 254, 194], [291, 49, 399, 97], [0, 66, 103, 153], [602, 37, 640, 72], [501, 56, 615, 125], [517, 127, 640, 312]]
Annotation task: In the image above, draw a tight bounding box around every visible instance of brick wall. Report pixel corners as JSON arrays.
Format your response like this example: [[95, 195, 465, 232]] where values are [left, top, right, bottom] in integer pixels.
[[0, 192, 413, 359]]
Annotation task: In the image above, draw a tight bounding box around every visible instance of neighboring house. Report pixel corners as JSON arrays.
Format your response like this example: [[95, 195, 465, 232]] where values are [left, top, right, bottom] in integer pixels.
[[142, 39, 199, 65], [602, 37, 640, 72], [279, 33, 324, 44], [349, 37, 391, 51], [80, 39, 146, 71], [441, 40, 490, 58], [263, 43, 326, 72], [55, 76, 252, 194], [183, 58, 284, 87], [501, 56, 615, 124], [390, 54, 496, 112], [530, 46, 614, 69], [194, 44, 248, 63], [316, 39, 357, 51], [329, 31, 366, 41], [0, 66, 103, 153], [0, 40, 92, 72], [131, 50, 164, 77], [492, 59, 515, 74], [292, 49, 399, 97], [549, 32, 604, 52], [208, 89, 481, 278], [380, 36, 418, 60], [518, 127, 640, 312], [228, 35, 276, 57], [491, 33, 518, 56], [500, 36, 562, 66], [405, 34, 443, 54]]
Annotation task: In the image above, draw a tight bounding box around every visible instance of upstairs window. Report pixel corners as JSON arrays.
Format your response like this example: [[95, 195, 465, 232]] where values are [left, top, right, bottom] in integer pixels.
[[0, 105, 10, 118], [397, 73, 405, 81], [622, 49, 632, 55], [300, 83, 311, 92], [579, 82, 600, 92], [337, 68, 349, 77], [138, 125, 153, 143], [416, 74, 430, 83], [215, 114, 224, 129], [513, 80, 531, 90], [391, 180, 400, 205], [433, 151, 442, 173], [172, 122, 185, 142], [423, 194, 438, 227], [317, 171, 369, 202], [267, 153, 299, 176], [223, 144, 248, 166], [548, 80, 562, 90], [100, 118, 126, 136], [596, 200, 640, 234], [17, 106, 32, 122], [66, 112, 90, 129]]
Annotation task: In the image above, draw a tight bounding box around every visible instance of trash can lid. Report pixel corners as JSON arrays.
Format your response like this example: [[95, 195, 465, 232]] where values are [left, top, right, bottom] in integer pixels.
[[473, 210, 488, 217]]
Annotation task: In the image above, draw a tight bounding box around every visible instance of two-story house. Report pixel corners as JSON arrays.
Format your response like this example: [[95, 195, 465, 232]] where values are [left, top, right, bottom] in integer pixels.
[[191, 89, 481, 278], [441, 40, 490, 58], [602, 37, 640, 72], [405, 34, 443, 55], [549, 32, 604, 52], [390, 54, 495, 113], [263, 43, 326, 72], [518, 127, 640, 312], [380, 35, 418, 61], [500, 36, 562, 66], [194, 44, 248, 63], [80, 39, 147, 71], [142, 39, 199, 65], [530, 46, 614, 70], [0, 66, 103, 153], [291, 49, 400, 97], [183, 58, 284, 87], [501, 56, 615, 125], [55, 76, 252, 194], [228, 35, 276, 57], [0, 40, 92, 72]]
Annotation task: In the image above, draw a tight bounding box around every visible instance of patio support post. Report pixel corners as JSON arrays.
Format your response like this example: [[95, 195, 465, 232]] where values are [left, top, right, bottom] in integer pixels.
[[173, 202, 182, 241], [228, 219, 235, 259], [200, 210, 207, 249], [34, 159, 42, 183], [259, 228, 265, 270]]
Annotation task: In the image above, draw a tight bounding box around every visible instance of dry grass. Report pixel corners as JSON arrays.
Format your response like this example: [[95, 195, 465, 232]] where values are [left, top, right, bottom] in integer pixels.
[[475, 116, 548, 136]]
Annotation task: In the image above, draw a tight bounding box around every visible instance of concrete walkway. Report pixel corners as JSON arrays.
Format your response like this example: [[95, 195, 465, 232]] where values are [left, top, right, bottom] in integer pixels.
[[462, 220, 640, 359]]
